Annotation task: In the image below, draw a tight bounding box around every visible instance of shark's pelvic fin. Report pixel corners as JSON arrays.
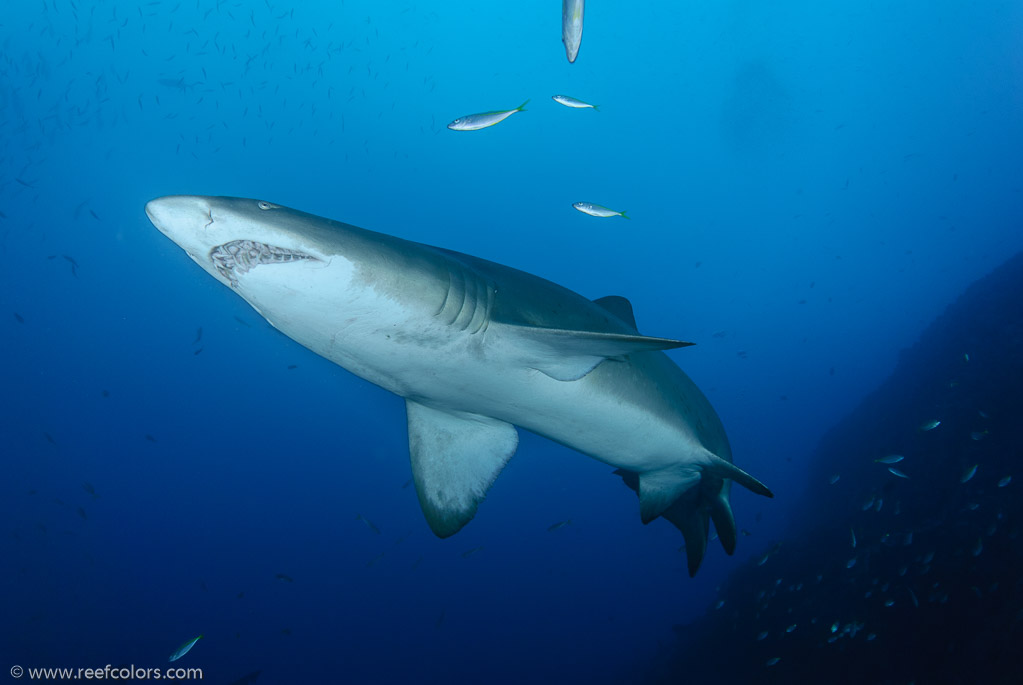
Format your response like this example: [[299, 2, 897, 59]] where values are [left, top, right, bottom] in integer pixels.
[[616, 450, 767, 576], [615, 468, 709, 576], [637, 467, 701, 524], [592, 295, 638, 330], [701, 452, 774, 498], [708, 487, 738, 556], [510, 325, 694, 382], [674, 501, 711, 577], [405, 400, 519, 538]]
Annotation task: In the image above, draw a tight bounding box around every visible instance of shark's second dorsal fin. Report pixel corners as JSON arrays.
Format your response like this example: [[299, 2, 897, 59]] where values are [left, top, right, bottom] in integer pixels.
[[506, 325, 693, 381], [406, 400, 519, 538], [593, 295, 638, 330]]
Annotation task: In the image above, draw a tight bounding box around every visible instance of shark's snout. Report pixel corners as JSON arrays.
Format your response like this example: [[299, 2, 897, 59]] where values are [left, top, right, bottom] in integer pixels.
[[144, 198, 168, 233], [147, 195, 329, 289], [145, 195, 211, 240]]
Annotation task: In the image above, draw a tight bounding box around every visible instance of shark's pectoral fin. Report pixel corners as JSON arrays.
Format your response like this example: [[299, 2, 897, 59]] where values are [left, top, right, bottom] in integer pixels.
[[406, 400, 519, 538], [508, 325, 694, 382]]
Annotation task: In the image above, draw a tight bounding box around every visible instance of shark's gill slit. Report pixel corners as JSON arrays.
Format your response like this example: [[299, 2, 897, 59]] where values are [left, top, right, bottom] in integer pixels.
[[210, 239, 320, 286]]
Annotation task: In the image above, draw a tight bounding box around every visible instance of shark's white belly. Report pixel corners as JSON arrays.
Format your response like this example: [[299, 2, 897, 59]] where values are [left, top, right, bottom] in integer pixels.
[[240, 268, 699, 475]]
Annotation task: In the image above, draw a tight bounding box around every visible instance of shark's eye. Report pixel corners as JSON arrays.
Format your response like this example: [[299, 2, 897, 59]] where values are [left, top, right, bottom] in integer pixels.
[[257, 201, 280, 210]]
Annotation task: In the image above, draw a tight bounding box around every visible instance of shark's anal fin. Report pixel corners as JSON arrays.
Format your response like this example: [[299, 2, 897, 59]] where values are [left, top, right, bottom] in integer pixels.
[[405, 400, 518, 538], [509, 325, 694, 382], [593, 295, 638, 330]]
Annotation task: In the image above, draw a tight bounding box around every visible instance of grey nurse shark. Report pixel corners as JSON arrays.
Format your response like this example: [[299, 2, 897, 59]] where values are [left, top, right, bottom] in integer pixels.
[[146, 195, 772, 576]]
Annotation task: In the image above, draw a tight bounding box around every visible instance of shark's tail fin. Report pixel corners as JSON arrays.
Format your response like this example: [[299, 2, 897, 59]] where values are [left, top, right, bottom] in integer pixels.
[[614, 453, 769, 576]]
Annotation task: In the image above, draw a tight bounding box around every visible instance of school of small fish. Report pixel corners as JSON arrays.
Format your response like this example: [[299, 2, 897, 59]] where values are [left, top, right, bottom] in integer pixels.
[[722, 349, 1010, 674]]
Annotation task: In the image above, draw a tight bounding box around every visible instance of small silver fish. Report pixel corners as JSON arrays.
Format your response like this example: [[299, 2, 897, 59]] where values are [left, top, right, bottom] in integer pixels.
[[573, 202, 629, 219], [919, 419, 941, 431], [765, 657, 781, 667], [998, 475, 1012, 488], [547, 519, 572, 532], [875, 454, 904, 464], [168, 634, 202, 662], [356, 513, 381, 535], [561, 0, 585, 63], [888, 466, 910, 479], [971, 430, 989, 441], [850, 528, 857, 549], [828, 474, 841, 485], [447, 100, 529, 131], [960, 464, 978, 483], [756, 542, 782, 566], [552, 94, 598, 110]]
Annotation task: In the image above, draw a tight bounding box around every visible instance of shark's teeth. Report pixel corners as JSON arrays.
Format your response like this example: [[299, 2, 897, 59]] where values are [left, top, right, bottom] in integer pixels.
[[210, 240, 319, 286]]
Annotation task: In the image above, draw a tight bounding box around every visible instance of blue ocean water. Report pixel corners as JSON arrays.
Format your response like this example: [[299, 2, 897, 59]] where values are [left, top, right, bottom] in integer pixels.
[[1, 1, 1020, 683]]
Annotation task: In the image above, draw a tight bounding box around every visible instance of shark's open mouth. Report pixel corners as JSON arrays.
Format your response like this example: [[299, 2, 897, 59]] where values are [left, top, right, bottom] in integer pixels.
[[210, 240, 320, 286]]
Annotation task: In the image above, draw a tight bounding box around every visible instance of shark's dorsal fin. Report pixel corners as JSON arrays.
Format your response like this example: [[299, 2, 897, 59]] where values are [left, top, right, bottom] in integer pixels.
[[507, 325, 693, 381], [406, 400, 518, 538], [593, 295, 638, 330]]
